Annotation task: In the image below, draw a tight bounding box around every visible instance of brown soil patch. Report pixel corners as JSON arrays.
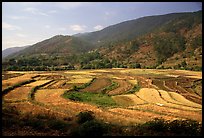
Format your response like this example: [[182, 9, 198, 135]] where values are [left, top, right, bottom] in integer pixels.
[[4, 87, 32, 101], [107, 79, 133, 95], [80, 78, 111, 93]]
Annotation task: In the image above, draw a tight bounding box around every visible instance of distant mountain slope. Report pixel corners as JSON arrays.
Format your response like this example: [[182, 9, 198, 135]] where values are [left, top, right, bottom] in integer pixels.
[[2, 45, 30, 59], [98, 10, 202, 69], [75, 11, 199, 47], [8, 35, 95, 58], [2, 10, 202, 71]]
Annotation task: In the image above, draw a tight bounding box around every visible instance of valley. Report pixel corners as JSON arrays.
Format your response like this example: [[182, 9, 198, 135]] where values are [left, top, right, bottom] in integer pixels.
[[2, 69, 202, 136]]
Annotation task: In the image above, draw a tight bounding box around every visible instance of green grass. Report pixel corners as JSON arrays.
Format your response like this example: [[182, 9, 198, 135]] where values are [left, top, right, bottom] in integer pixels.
[[101, 80, 119, 94], [63, 91, 117, 107]]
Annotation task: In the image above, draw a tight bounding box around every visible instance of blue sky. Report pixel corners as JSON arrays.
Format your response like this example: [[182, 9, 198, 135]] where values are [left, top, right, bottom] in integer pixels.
[[2, 2, 202, 50]]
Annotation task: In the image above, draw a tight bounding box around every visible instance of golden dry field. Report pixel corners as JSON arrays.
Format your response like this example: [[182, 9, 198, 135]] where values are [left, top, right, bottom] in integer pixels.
[[2, 69, 202, 132]]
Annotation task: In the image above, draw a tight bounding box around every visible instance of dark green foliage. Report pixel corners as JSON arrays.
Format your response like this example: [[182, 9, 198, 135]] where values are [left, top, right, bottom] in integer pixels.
[[129, 63, 141, 68], [71, 120, 107, 136], [76, 111, 94, 124], [153, 33, 186, 64], [137, 118, 202, 136], [181, 61, 187, 67], [64, 92, 82, 101], [191, 35, 202, 49], [167, 119, 201, 136], [47, 119, 69, 131], [142, 118, 167, 132]]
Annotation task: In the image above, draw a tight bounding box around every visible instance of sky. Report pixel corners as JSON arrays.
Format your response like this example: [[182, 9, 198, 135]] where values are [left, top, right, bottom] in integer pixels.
[[2, 2, 202, 50]]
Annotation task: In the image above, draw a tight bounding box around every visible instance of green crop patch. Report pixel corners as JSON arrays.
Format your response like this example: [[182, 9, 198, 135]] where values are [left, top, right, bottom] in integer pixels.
[[63, 91, 117, 107]]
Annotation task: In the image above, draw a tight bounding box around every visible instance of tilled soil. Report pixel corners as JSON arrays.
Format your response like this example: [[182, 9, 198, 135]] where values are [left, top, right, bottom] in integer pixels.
[[80, 78, 112, 93], [107, 79, 133, 95]]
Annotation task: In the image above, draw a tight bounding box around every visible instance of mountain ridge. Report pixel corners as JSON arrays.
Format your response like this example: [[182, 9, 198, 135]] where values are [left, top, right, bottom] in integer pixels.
[[2, 10, 202, 71]]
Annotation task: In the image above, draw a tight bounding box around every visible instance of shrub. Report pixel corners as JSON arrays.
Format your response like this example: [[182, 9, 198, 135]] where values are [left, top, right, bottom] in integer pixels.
[[71, 120, 107, 136], [167, 119, 201, 136], [47, 119, 69, 131], [65, 92, 82, 101], [142, 118, 167, 132], [76, 111, 95, 124]]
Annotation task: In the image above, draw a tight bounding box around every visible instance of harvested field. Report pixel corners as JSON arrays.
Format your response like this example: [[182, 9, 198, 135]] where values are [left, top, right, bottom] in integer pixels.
[[128, 104, 202, 122], [108, 108, 180, 124], [4, 87, 32, 102], [35, 89, 67, 105], [112, 94, 147, 106], [2, 69, 202, 133], [2, 73, 24, 80], [25, 80, 52, 87], [80, 78, 112, 93], [168, 92, 202, 108], [107, 79, 133, 95], [128, 79, 138, 85], [64, 71, 96, 76], [136, 88, 201, 111], [2, 74, 37, 91], [67, 78, 93, 84], [152, 79, 172, 91]]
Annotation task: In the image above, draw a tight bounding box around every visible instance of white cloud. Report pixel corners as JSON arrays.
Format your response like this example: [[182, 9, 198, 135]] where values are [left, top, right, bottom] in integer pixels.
[[16, 33, 27, 37], [94, 25, 103, 31], [8, 16, 26, 20], [2, 22, 21, 30], [70, 25, 86, 31], [23, 7, 48, 16]]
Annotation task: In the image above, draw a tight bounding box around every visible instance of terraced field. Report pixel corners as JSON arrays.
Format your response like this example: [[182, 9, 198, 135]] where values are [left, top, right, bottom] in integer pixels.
[[2, 69, 202, 130]]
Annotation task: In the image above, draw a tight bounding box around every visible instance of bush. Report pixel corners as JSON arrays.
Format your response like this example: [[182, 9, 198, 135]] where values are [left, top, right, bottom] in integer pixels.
[[65, 92, 82, 101], [143, 118, 167, 132], [76, 111, 95, 124], [167, 119, 201, 136], [47, 119, 69, 131], [71, 120, 107, 136]]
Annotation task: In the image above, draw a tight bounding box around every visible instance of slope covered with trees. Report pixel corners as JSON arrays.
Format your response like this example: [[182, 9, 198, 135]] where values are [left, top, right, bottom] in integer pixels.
[[2, 10, 202, 71]]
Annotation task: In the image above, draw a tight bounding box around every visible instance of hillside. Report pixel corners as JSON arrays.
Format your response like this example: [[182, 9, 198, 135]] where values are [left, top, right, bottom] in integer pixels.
[[2, 45, 30, 59], [98, 10, 202, 70], [8, 35, 95, 58], [75, 11, 198, 47], [2, 10, 202, 71]]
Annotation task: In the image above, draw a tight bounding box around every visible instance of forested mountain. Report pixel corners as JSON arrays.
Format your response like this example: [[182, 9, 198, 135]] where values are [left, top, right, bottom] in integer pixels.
[[2, 10, 202, 71]]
